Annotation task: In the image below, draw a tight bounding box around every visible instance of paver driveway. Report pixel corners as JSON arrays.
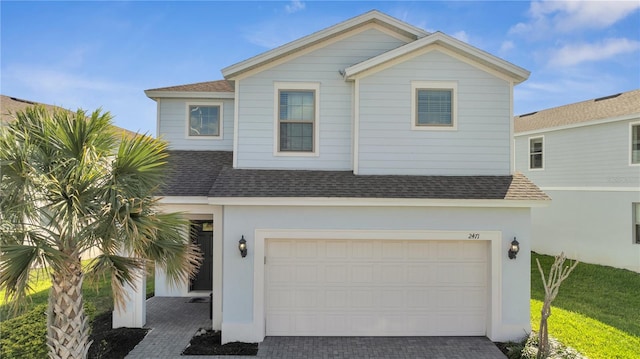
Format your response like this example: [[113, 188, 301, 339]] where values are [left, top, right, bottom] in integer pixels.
[[127, 297, 506, 358]]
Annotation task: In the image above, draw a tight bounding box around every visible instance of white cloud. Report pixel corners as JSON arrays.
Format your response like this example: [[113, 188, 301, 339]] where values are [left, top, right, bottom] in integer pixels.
[[510, 0, 640, 35], [284, 0, 305, 14], [4, 65, 131, 94], [451, 31, 469, 43], [1, 64, 153, 132], [548, 38, 640, 67], [499, 40, 515, 54]]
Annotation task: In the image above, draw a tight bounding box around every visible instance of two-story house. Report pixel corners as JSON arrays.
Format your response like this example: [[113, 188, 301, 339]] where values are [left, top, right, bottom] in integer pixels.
[[115, 10, 549, 344], [514, 89, 640, 273]]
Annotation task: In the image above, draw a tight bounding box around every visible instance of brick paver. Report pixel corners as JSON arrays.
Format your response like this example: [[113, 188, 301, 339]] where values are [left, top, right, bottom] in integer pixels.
[[126, 296, 211, 359], [128, 297, 506, 358]]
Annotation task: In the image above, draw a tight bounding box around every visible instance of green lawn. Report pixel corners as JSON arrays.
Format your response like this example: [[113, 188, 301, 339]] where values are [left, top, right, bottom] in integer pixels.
[[531, 253, 640, 359], [0, 261, 155, 358], [0, 261, 155, 321]]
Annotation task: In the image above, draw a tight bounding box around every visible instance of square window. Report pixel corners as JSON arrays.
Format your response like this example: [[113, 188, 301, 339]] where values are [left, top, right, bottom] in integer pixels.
[[188, 104, 221, 137], [416, 89, 453, 126], [411, 81, 457, 131], [529, 137, 544, 170]]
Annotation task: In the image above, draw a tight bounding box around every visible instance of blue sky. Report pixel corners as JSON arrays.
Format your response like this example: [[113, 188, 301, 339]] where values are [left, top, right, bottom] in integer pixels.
[[2, 1, 639, 134]]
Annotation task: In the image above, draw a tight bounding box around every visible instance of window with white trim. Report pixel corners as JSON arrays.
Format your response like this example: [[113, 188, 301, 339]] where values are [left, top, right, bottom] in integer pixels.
[[634, 203, 640, 244], [187, 102, 222, 138], [631, 123, 640, 165], [274, 82, 319, 154], [529, 136, 544, 170], [411, 81, 457, 130]]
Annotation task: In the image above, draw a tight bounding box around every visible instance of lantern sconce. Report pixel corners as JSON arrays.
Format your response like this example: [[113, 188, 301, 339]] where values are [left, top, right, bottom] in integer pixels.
[[239, 236, 247, 258], [508, 237, 520, 260]]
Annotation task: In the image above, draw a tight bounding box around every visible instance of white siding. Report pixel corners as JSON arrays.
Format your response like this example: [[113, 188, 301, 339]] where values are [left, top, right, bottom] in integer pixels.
[[357, 50, 512, 175], [235, 28, 408, 170], [158, 98, 234, 151], [514, 119, 640, 187], [221, 205, 531, 342], [530, 190, 640, 272]]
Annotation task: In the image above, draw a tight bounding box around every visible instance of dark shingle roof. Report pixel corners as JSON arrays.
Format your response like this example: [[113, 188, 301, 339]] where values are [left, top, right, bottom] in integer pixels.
[[162, 151, 548, 201], [514, 89, 640, 133], [209, 167, 548, 200], [146, 80, 234, 93], [161, 151, 233, 196]]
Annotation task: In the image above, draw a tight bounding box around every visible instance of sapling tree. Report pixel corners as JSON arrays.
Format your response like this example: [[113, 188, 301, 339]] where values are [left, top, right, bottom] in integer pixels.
[[536, 252, 579, 359]]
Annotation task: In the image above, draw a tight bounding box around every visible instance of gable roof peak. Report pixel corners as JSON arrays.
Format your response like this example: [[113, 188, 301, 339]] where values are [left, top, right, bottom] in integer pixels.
[[343, 30, 530, 83], [221, 9, 429, 79]]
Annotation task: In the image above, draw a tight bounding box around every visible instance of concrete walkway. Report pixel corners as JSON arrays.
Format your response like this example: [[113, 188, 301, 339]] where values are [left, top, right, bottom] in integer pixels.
[[127, 297, 506, 358]]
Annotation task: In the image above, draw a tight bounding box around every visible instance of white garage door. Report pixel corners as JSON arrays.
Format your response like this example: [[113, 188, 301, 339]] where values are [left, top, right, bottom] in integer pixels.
[[266, 239, 488, 336]]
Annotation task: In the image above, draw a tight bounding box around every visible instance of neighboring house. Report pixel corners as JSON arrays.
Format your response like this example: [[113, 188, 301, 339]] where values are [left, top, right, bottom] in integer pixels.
[[121, 10, 549, 344], [1, 95, 61, 124], [1, 95, 137, 138], [514, 90, 640, 273]]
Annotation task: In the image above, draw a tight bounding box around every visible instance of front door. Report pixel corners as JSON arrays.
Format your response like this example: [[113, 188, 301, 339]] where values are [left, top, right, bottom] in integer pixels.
[[190, 220, 213, 291]]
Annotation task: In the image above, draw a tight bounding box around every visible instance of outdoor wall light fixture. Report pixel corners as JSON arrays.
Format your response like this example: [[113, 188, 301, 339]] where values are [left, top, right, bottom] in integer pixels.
[[508, 237, 520, 259], [239, 236, 247, 258]]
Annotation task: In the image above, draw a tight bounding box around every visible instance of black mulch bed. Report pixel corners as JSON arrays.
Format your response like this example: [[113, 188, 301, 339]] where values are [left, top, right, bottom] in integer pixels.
[[87, 311, 149, 359], [182, 329, 258, 356], [495, 342, 510, 355]]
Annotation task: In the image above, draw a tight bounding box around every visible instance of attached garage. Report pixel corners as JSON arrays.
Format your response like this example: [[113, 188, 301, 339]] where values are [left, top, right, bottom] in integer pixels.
[[265, 238, 488, 336]]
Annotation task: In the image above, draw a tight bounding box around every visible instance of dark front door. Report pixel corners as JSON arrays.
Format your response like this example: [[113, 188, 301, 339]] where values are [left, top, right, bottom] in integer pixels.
[[190, 220, 213, 291]]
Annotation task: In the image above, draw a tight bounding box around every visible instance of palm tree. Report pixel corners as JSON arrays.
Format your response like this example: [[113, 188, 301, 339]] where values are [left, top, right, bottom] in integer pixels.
[[0, 106, 201, 359]]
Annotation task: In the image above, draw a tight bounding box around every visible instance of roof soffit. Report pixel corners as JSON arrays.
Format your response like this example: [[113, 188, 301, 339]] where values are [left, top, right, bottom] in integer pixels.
[[221, 10, 429, 80], [344, 32, 530, 84]]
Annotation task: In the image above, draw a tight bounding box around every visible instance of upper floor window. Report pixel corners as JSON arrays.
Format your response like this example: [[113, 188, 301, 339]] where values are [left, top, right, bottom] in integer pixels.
[[529, 136, 544, 170], [411, 81, 457, 131], [631, 123, 640, 165], [187, 102, 223, 138], [274, 82, 320, 155]]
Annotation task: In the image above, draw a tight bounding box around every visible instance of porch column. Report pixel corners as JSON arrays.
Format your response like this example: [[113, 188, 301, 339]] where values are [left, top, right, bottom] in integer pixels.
[[212, 206, 223, 330], [112, 264, 146, 328]]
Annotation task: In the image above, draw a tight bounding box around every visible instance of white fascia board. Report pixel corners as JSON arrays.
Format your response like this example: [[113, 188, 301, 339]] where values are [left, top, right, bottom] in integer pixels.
[[156, 196, 210, 204], [344, 32, 530, 83], [208, 197, 550, 208], [514, 113, 640, 137], [221, 10, 429, 79], [144, 90, 235, 100], [541, 186, 640, 192]]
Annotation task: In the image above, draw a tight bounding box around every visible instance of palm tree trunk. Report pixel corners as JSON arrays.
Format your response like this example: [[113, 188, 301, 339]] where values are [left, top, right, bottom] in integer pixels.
[[47, 261, 91, 359]]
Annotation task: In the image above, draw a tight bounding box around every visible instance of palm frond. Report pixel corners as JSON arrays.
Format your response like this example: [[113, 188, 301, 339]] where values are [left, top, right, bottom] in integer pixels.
[[0, 243, 42, 312], [136, 212, 202, 288], [112, 134, 170, 198], [86, 254, 145, 310]]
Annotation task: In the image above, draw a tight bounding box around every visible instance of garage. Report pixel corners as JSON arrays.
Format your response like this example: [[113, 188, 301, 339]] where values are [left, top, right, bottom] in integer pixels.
[[265, 238, 488, 336]]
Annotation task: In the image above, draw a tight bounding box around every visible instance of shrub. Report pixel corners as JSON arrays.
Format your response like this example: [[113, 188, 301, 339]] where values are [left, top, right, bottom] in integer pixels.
[[0, 302, 98, 358], [0, 304, 47, 359]]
